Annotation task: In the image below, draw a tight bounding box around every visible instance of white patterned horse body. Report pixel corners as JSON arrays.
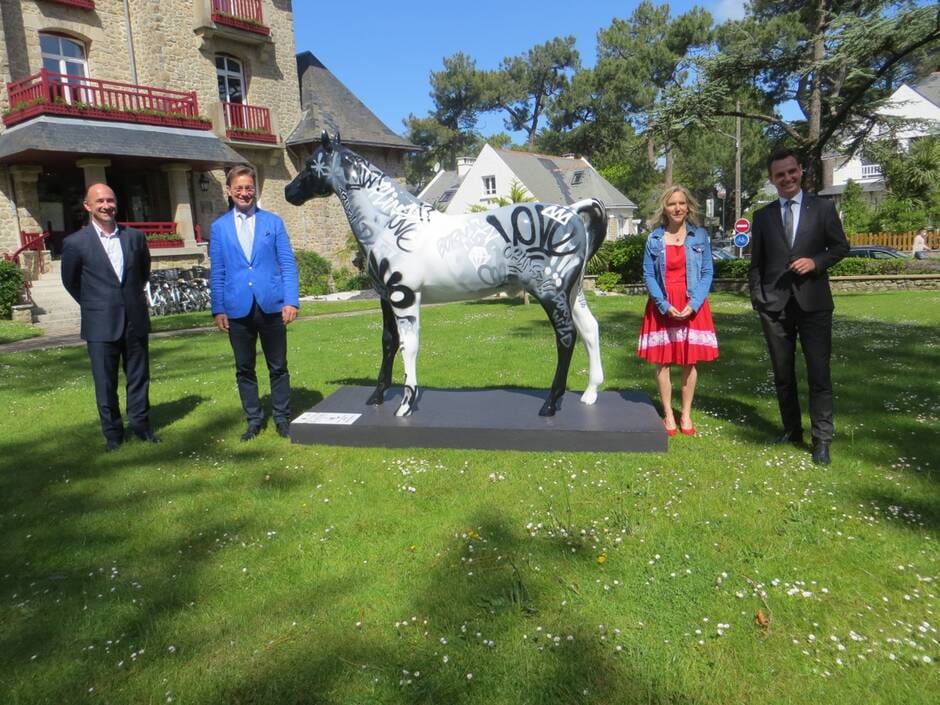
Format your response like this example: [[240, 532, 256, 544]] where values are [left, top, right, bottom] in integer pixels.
[[285, 133, 606, 417]]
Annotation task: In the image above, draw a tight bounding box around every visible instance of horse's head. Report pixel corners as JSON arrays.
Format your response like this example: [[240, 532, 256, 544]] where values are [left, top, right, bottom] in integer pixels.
[[284, 132, 343, 205]]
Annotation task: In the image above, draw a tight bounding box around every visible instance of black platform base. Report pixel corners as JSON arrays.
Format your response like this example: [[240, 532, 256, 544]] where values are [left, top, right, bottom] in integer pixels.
[[289, 386, 666, 452]]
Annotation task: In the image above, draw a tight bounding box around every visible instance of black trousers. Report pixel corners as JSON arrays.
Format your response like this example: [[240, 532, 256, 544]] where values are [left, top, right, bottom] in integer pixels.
[[86, 320, 150, 442], [758, 299, 834, 442], [227, 301, 291, 426]]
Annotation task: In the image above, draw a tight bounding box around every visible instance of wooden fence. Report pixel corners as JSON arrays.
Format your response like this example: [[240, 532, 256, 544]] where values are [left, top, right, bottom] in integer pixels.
[[848, 231, 939, 251]]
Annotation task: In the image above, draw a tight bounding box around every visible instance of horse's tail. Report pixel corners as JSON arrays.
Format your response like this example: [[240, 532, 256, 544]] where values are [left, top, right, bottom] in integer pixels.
[[574, 198, 608, 263]]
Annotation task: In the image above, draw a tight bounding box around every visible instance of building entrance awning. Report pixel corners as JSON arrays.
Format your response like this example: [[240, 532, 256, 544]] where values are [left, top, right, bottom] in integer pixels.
[[0, 116, 246, 170]]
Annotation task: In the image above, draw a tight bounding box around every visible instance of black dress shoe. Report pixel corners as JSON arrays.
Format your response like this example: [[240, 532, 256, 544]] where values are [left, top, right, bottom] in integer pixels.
[[132, 427, 162, 443], [105, 438, 123, 452], [774, 429, 804, 445], [276, 421, 291, 438], [241, 425, 262, 442], [812, 440, 831, 465]]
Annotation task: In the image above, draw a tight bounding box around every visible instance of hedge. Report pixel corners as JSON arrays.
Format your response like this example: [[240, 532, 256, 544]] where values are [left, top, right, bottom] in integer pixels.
[[0, 259, 24, 318], [295, 250, 332, 296]]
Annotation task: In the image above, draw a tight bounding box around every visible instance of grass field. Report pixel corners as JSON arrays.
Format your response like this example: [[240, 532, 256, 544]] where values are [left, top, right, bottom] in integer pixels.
[[1, 291, 937, 704]]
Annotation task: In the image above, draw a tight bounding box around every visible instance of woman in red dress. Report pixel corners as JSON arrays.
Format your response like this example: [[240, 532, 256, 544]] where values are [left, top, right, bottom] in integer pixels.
[[637, 186, 718, 436]]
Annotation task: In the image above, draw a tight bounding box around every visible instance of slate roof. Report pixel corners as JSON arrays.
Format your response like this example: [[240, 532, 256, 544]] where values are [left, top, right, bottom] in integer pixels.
[[0, 116, 245, 168], [495, 149, 635, 209], [287, 52, 418, 152], [913, 71, 940, 108], [417, 169, 460, 204]]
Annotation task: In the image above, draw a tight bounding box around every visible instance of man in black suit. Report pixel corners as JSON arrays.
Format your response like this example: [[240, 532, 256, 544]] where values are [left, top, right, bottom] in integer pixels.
[[749, 149, 849, 465], [61, 183, 160, 451]]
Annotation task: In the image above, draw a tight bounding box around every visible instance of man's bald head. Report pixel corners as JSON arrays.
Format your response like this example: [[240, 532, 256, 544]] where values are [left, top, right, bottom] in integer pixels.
[[83, 183, 118, 232]]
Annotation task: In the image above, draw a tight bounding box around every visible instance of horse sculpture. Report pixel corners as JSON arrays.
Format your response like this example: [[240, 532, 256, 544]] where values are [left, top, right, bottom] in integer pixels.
[[285, 133, 605, 417]]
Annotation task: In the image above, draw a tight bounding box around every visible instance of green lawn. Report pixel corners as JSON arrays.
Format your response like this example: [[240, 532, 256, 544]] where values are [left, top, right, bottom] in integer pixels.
[[0, 319, 43, 345], [146, 298, 381, 333], [1, 291, 937, 704]]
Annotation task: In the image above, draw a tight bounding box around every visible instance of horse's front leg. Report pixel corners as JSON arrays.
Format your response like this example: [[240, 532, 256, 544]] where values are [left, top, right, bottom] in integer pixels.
[[572, 288, 603, 405], [393, 296, 421, 416], [367, 298, 399, 405], [535, 288, 577, 417]]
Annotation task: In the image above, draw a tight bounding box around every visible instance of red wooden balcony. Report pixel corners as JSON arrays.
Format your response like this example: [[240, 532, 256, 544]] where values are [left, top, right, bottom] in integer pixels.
[[3, 70, 211, 130], [49, 0, 96, 9], [222, 101, 276, 143], [211, 0, 270, 36]]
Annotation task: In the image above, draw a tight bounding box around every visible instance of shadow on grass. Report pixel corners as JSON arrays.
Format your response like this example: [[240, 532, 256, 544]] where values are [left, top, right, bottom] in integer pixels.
[[216, 511, 699, 705], [852, 489, 940, 535], [0, 405, 326, 703]]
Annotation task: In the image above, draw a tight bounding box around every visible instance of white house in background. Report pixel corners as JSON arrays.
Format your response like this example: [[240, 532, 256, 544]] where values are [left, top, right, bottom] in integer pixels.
[[419, 144, 638, 239], [821, 71, 940, 205]]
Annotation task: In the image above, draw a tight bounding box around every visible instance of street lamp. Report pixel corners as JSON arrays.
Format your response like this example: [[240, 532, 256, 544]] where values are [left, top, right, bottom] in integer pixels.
[[713, 99, 743, 222]]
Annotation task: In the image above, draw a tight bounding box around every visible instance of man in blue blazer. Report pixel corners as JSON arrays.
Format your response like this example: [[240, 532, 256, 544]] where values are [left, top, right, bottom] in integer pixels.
[[61, 183, 158, 451], [210, 165, 300, 441], [749, 149, 849, 465]]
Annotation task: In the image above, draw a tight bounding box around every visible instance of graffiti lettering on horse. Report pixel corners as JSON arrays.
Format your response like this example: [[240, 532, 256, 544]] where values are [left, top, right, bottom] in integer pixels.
[[486, 205, 579, 257]]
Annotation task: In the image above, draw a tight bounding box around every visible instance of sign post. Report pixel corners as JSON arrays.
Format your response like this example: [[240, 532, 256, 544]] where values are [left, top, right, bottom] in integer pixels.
[[733, 218, 751, 257]]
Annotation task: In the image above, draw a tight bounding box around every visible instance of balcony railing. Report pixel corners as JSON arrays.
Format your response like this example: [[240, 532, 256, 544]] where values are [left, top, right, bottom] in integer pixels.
[[49, 0, 96, 9], [211, 0, 270, 36], [3, 70, 210, 130], [222, 102, 276, 143], [861, 164, 883, 179], [125, 222, 185, 248]]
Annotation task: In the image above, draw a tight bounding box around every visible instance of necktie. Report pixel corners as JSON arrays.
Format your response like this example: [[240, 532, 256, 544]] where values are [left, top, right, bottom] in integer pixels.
[[237, 213, 253, 259], [783, 200, 795, 247]]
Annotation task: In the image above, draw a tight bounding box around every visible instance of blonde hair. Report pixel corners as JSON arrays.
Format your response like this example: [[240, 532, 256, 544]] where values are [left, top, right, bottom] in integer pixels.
[[648, 185, 701, 229]]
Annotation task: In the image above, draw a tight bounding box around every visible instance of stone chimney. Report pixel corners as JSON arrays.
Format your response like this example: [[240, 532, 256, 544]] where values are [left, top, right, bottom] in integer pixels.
[[456, 156, 475, 177]]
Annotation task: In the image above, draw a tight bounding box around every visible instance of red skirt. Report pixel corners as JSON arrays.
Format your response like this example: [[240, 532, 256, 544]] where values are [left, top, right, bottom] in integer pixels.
[[637, 286, 719, 365]]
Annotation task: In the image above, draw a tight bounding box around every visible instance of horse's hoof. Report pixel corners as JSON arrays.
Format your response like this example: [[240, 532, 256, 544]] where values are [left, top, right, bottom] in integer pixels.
[[366, 390, 385, 405], [538, 403, 556, 417], [580, 389, 598, 405], [395, 404, 412, 417]]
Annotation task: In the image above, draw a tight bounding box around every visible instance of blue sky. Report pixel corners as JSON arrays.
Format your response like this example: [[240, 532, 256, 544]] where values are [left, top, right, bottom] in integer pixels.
[[292, 0, 748, 140]]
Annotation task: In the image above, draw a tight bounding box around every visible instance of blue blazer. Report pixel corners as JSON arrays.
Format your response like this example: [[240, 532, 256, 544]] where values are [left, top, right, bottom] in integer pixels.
[[209, 207, 300, 319]]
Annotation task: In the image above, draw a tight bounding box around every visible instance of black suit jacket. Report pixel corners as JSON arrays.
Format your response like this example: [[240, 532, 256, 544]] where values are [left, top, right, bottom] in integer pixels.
[[61, 224, 151, 341], [748, 194, 849, 312]]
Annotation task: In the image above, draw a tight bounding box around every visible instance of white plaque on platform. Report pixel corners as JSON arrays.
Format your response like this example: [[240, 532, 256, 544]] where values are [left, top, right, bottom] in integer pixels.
[[295, 411, 362, 425]]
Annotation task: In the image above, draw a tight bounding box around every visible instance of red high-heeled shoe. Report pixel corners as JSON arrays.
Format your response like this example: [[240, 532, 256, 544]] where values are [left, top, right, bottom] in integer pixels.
[[663, 420, 678, 437], [679, 421, 696, 436]]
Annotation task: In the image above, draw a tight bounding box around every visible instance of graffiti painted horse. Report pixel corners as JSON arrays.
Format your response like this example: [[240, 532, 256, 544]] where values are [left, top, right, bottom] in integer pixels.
[[285, 133, 606, 417]]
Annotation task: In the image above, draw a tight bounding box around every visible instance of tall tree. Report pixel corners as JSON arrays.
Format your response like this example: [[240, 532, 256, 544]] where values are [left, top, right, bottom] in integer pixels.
[[481, 36, 580, 147], [657, 1, 940, 190], [592, 1, 713, 184]]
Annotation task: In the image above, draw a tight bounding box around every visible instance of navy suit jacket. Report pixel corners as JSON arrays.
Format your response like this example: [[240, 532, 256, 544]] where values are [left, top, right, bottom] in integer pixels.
[[61, 224, 151, 341], [209, 207, 300, 318], [748, 194, 849, 312]]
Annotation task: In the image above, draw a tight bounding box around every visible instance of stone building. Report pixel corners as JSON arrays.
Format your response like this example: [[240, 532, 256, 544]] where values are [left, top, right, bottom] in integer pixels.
[[0, 0, 416, 328]]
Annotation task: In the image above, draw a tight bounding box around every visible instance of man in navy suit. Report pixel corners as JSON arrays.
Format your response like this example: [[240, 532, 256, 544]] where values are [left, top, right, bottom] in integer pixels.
[[61, 183, 159, 451], [749, 149, 849, 465], [210, 165, 299, 441]]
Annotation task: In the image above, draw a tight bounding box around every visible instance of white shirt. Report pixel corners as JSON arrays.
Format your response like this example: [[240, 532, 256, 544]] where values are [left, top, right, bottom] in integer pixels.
[[778, 191, 802, 244], [913, 233, 928, 254], [92, 221, 124, 280], [234, 206, 256, 260]]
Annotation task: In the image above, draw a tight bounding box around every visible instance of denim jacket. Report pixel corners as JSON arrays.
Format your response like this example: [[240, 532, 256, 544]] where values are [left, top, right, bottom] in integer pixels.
[[641, 223, 714, 314]]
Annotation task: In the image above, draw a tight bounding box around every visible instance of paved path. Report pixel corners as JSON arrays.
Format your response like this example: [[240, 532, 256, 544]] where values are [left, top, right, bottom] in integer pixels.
[[0, 307, 384, 354]]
